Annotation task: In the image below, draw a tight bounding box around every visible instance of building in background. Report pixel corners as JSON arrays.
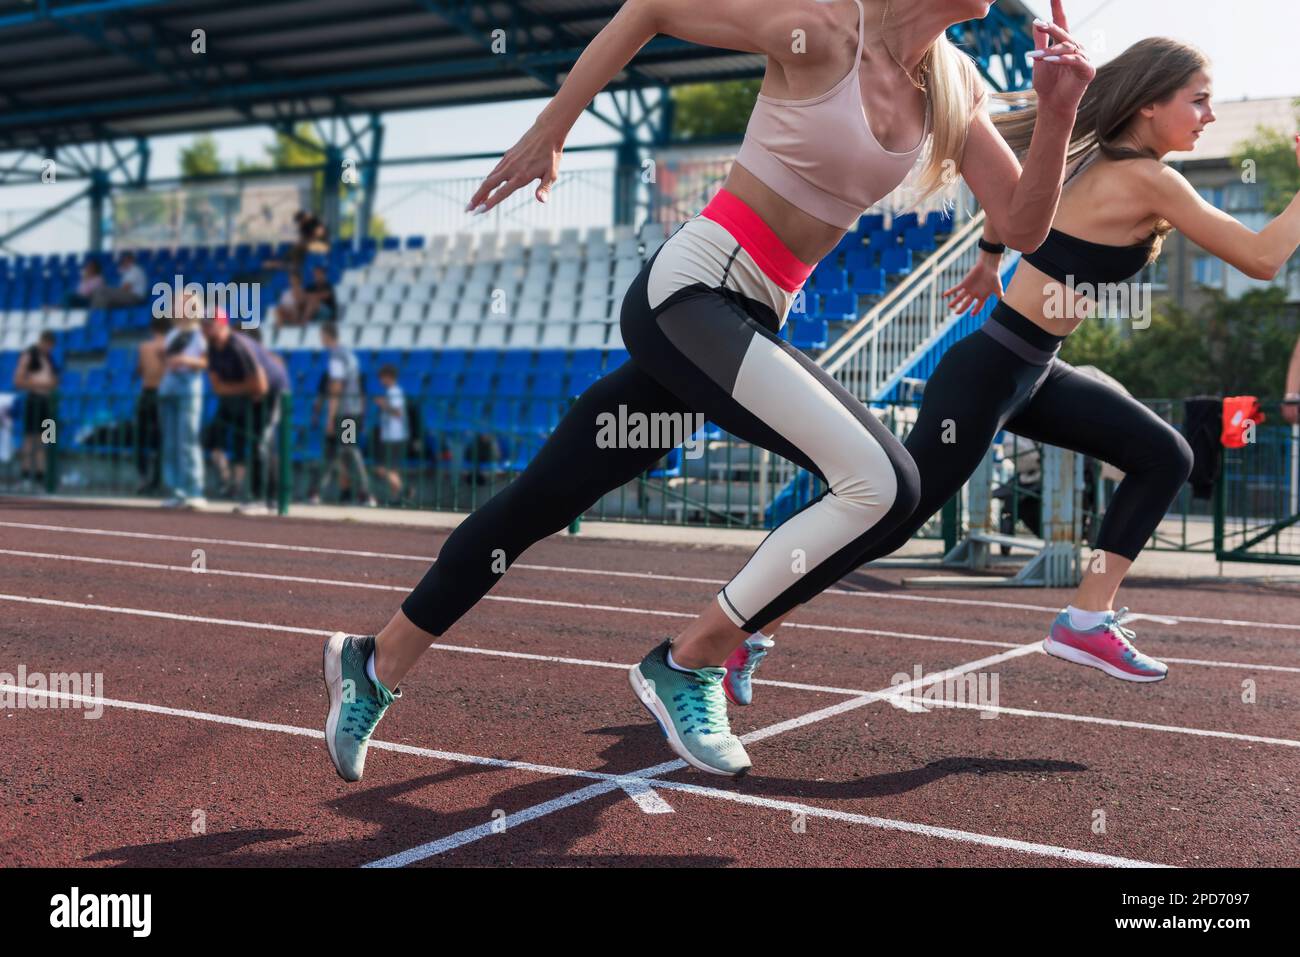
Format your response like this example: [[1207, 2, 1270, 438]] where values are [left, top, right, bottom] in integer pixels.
[[1144, 96, 1300, 312]]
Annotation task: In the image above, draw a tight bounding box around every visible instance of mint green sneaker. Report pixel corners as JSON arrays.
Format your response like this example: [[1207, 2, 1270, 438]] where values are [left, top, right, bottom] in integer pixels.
[[628, 640, 751, 777], [322, 632, 399, 782]]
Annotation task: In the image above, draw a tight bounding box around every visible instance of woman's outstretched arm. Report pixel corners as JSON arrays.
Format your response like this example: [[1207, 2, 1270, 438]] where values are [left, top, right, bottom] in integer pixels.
[[1144, 135, 1300, 281], [466, 0, 812, 214]]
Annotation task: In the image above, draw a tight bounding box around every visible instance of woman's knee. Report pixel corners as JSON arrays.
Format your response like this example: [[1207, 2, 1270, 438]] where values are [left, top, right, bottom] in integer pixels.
[[828, 429, 920, 519]]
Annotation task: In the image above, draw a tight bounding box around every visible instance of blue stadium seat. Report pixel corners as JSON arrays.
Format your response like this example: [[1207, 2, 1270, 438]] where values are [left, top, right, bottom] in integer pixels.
[[892, 212, 920, 233], [843, 248, 874, 273], [791, 319, 829, 350], [466, 350, 499, 374], [499, 351, 533, 375], [904, 226, 936, 252], [496, 374, 528, 397], [868, 229, 895, 254], [881, 247, 913, 277], [564, 370, 599, 396], [529, 373, 564, 398], [434, 349, 467, 374], [428, 373, 458, 397], [569, 350, 603, 376], [535, 351, 567, 375], [810, 265, 847, 292], [850, 268, 886, 296], [926, 210, 954, 234], [461, 372, 492, 395], [855, 213, 885, 236], [820, 291, 857, 322]]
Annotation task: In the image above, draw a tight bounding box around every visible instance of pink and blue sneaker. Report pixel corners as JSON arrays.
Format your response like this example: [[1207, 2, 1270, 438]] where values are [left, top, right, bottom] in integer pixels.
[[1043, 607, 1168, 683], [722, 634, 774, 706]]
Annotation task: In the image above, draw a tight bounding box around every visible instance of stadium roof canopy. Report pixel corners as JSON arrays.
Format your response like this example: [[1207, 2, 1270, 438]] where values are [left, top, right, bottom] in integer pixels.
[[0, 0, 1038, 152]]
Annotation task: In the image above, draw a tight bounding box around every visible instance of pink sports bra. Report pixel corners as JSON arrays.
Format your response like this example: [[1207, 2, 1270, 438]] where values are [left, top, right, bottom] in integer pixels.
[[734, 0, 931, 230]]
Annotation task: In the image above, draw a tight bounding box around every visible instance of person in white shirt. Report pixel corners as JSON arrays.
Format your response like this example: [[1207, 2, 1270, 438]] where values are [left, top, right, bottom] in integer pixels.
[[91, 251, 149, 309], [371, 364, 409, 505], [157, 294, 209, 508]]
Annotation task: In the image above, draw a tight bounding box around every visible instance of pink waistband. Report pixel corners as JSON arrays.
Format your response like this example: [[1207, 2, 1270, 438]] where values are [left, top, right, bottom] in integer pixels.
[[698, 188, 815, 293]]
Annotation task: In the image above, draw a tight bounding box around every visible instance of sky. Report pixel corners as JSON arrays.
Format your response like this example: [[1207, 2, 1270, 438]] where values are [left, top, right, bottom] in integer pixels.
[[3, 0, 1296, 254]]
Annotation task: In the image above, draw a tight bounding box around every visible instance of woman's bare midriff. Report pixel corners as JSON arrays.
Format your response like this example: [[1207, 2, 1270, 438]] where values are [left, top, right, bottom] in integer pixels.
[[722, 158, 854, 268], [1001, 157, 1164, 339]]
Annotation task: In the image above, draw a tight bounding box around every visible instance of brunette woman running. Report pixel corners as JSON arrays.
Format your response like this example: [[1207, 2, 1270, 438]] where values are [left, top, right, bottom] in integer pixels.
[[322, 0, 1095, 780], [729, 37, 1300, 702]]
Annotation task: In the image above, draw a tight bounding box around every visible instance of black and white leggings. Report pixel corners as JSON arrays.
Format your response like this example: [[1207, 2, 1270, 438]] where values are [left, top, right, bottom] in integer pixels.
[[400, 194, 921, 636]]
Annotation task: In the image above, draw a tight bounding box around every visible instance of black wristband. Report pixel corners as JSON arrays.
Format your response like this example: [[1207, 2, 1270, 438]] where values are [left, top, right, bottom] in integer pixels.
[[978, 239, 1006, 255]]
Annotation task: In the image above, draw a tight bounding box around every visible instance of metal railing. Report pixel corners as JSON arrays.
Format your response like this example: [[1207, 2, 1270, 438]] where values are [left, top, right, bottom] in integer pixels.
[[1215, 407, 1300, 565], [1, 389, 292, 514], [820, 210, 990, 401], [7, 389, 1297, 567]]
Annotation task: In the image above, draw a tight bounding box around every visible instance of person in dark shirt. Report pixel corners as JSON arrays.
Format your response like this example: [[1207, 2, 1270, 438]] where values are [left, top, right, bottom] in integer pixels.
[[201, 313, 290, 514], [12, 331, 59, 489], [302, 266, 338, 323]]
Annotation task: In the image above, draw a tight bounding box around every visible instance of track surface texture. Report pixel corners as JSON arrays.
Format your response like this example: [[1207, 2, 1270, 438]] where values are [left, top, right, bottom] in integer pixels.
[[2, 500, 1297, 868]]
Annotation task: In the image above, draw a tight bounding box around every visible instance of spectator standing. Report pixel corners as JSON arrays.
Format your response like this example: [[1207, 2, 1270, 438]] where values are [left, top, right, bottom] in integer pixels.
[[135, 316, 169, 494], [1283, 333, 1300, 426], [201, 313, 290, 514], [307, 322, 375, 506], [157, 297, 208, 508], [372, 363, 409, 505], [12, 331, 59, 490]]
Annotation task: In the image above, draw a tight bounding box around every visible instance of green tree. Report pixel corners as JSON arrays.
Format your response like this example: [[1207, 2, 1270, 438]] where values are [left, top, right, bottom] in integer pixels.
[[237, 124, 387, 240], [670, 79, 762, 140], [1230, 99, 1300, 217], [1061, 288, 1296, 399], [179, 134, 225, 180]]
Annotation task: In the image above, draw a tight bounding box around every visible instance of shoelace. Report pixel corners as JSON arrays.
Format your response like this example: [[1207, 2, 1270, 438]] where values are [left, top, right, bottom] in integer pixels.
[[1104, 607, 1156, 665], [1106, 607, 1138, 644], [672, 670, 729, 735]]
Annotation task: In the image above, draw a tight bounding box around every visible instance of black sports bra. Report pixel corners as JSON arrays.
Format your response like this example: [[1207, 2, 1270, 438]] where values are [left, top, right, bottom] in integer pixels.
[[1022, 228, 1157, 287]]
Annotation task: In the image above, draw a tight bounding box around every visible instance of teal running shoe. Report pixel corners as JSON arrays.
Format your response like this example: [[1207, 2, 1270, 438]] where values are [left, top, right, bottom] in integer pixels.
[[722, 634, 775, 706], [322, 632, 400, 782], [628, 640, 751, 777]]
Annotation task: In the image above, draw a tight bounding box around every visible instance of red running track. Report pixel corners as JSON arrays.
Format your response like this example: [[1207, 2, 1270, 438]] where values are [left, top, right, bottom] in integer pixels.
[[0, 500, 1297, 867]]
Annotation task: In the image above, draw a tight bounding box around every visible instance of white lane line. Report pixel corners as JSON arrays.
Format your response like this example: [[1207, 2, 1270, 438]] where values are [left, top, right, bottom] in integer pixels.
[[3, 681, 1163, 868], [0, 551, 1001, 648], [5, 590, 1299, 720], [7, 519, 1300, 634], [885, 696, 1300, 748], [0, 593, 332, 636], [620, 780, 674, 814], [0, 520, 430, 561], [366, 642, 1046, 867], [6, 550, 1296, 673]]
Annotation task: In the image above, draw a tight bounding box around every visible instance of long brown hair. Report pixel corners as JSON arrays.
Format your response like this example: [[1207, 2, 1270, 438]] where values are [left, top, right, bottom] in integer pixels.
[[992, 37, 1211, 260]]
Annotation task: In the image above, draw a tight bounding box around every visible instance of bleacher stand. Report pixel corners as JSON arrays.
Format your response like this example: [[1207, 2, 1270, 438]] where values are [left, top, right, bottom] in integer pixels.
[[0, 206, 954, 497]]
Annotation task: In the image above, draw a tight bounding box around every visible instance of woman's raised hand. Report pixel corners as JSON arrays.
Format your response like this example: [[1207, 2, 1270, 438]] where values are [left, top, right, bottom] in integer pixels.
[[465, 121, 565, 215], [1027, 0, 1095, 120]]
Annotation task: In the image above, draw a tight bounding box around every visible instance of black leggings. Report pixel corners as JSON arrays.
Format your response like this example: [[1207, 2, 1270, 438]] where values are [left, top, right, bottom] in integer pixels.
[[400, 214, 921, 636], [832, 302, 1194, 577]]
